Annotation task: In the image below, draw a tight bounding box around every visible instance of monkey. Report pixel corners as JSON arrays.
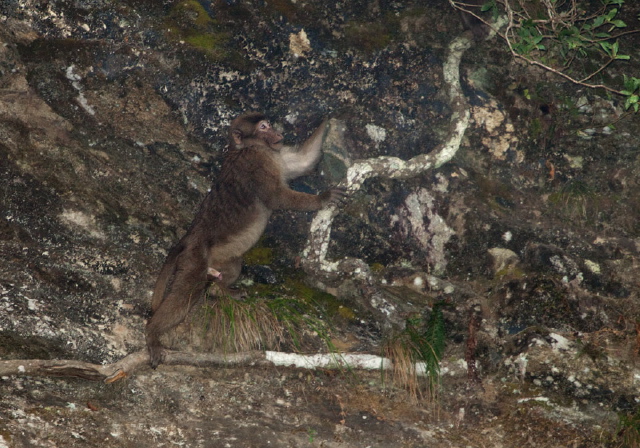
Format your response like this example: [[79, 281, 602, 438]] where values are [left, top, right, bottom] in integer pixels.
[[146, 112, 345, 368]]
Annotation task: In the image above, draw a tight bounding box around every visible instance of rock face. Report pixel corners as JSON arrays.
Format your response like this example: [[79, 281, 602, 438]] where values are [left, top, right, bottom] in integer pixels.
[[1, 1, 640, 446]]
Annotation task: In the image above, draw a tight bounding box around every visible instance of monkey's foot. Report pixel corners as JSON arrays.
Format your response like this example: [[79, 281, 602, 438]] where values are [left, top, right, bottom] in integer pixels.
[[147, 344, 165, 369]]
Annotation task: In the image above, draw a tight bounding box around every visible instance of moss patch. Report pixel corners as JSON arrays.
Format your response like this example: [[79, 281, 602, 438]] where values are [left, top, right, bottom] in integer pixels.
[[343, 20, 395, 54], [164, 0, 230, 61], [243, 246, 274, 266], [283, 278, 358, 323]]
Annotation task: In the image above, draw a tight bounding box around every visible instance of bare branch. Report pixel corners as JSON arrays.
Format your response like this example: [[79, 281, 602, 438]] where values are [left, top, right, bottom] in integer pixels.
[[451, 0, 634, 96], [0, 350, 269, 383], [302, 25, 478, 281], [0, 351, 435, 382]]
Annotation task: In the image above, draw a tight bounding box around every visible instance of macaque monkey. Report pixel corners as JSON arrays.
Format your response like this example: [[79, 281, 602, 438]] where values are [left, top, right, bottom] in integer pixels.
[[146, 112, 344, 368]]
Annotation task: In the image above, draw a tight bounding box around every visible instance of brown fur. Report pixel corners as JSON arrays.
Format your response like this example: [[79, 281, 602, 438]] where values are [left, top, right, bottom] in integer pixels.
[[145, 112, 343, 368]]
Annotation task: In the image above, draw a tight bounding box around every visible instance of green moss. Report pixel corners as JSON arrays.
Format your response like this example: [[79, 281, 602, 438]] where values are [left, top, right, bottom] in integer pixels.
[[343, 21, 393, 54], [164, 0, 230, 61], [337, 306, 356, 320], [183, 33, 222, 50], [370, 262, 385, 273], [529, 117, 542, 138], [342, 7, 438, 54], [235, 274, 358, 323], [283, 278, 357, 322], [494, 266, 526, 280], [243, 246, 274, 266]]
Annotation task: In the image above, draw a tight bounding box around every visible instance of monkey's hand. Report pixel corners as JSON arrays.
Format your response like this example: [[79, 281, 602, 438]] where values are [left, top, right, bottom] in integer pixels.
[[319, 188, 347, 207]]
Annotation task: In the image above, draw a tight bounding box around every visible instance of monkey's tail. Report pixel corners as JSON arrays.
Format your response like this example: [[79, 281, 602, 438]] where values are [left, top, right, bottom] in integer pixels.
[[150, 248, 182, 311]]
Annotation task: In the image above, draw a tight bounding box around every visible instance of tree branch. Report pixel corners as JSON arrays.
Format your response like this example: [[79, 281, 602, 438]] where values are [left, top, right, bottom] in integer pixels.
[[450, 0, 635, 96], [302, 25, 478, 282], [0, 350, 433, 382], [0, 350, 269, 383]]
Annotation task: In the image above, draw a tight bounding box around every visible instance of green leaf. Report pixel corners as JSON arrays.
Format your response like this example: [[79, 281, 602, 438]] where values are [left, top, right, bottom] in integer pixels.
[[593, 15, 605, 28], [615, 54, 630, 60], [481, 0, 495, 12], [611, 20, 627, 28], [625, 95, 639, 111], [624, 76, 640, 91]]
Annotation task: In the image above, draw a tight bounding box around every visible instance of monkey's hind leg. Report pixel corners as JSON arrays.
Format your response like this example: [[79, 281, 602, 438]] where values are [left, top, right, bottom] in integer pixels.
[[208, 256, 245, 299]]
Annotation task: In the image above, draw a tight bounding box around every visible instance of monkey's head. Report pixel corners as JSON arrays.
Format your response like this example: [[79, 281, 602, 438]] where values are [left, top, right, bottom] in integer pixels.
[[229, 112, 284, 151]]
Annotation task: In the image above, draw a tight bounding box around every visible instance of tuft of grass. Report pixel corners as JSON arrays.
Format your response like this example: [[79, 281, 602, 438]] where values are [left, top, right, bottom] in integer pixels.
[[616, 408, 640, 448], [192, 293, 334, 354], [383, 301, 446, 401], [547, 179, 604, 223], [195, 295, 282, 353]]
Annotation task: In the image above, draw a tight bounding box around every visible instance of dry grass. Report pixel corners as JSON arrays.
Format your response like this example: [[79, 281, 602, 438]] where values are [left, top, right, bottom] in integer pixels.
[[384, 335, 425, 401], [193, 295, 283, 353], [191, 294, 333, 354], [383, 304, 446, 402], [384, 333, 439, 402]]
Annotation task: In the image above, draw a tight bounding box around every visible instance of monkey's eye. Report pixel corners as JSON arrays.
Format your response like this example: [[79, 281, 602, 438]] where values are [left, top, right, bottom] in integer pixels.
[[259, 121, 270, 130]]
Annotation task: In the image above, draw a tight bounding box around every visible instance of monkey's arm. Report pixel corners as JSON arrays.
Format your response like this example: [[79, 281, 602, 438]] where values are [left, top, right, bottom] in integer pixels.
[[244, 148, 337, 211], [262, 186, 328, 211], [280, 119, 328, 180]]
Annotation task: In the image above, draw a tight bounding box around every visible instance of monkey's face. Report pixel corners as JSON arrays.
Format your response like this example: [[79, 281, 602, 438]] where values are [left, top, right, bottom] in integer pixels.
[[255, 120, 284, 150], [230, 115, 284, 150]]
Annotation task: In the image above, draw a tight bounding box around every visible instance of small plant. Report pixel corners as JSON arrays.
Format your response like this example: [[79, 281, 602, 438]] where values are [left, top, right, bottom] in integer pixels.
[[306, 427, 317, 443], [547, 179, 607, 224], [622, 75, 640, 112], [383, 301, 446, 401], [616, 407, 640, 448], [196, 294, 282, 353], [192, 293, 334, 354], [266, 296, 335, 351]]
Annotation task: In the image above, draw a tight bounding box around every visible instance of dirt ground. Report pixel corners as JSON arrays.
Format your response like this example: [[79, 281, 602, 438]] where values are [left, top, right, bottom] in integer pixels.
[[0, 360, 615, 447]]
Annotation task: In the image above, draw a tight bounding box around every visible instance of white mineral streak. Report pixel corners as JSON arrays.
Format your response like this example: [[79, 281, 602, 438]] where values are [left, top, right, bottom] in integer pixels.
[[65, 65, 96, 116], [266, 351, 431, 376], [303, 30, 474, 277], [402, 189, 455, 275]]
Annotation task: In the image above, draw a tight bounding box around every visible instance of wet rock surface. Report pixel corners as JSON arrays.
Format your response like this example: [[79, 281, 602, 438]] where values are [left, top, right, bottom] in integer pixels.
[[1, 0, 640, 446]]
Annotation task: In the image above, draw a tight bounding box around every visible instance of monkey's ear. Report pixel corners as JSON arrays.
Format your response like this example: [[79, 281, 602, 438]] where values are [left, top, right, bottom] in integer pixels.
[[232, 130, 244, 147]]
